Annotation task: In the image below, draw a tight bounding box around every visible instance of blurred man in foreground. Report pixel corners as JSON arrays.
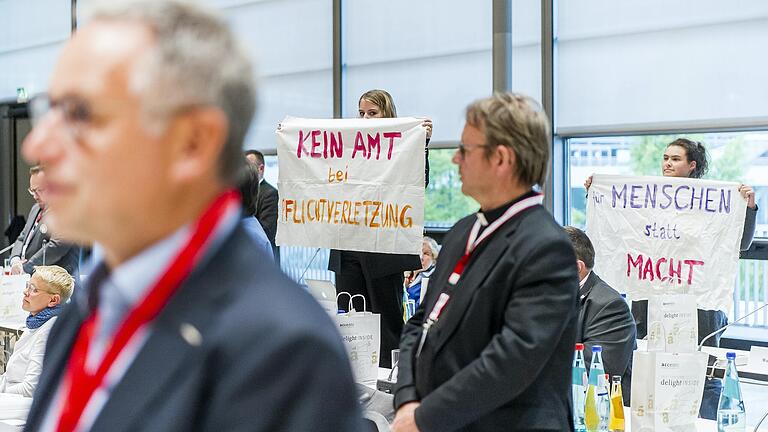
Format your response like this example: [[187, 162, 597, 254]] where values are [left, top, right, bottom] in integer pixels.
[[21, 1, 362, 431]]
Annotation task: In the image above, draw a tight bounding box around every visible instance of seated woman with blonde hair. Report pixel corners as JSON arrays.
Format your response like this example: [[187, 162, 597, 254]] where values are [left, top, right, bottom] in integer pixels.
[[0, 265, 74, 397]]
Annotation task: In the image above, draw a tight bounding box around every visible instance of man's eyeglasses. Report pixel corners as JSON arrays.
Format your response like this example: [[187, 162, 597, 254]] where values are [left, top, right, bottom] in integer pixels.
[[30, 94, 94, 141], [28, 187, 46, 197], [24, 282, 54, 296], [30, 93, 200, 140], [457, 142, 489, 158]]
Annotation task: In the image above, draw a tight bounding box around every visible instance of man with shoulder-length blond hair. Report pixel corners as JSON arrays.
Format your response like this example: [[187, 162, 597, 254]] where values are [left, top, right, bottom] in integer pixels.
[[21, 1, 362, 431], [393, 93, 579, 432]]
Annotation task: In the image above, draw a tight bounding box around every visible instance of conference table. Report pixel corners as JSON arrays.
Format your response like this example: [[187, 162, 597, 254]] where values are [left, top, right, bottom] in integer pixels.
[[370, 367, 724, 431], [370, 341, 768, 431]]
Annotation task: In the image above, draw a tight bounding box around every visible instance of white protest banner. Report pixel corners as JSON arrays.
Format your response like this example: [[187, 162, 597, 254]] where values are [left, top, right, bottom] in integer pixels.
[[275, 117, 425, 254], [586, 174, 746, 313]]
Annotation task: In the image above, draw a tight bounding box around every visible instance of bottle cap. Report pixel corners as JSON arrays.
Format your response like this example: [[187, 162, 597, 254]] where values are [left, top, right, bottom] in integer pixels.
[[592, 345, 602, 352], [575, 343, 584, 350], [726, 352, 736, 360]]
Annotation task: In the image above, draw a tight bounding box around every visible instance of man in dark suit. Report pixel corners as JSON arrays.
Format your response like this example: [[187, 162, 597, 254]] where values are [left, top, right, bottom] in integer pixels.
[[21, 1, 362, 431], [393, 93, 579, 432], [564, 226, 636, 406], [244, 149, 279, 263], [9, 166, 80, 279]]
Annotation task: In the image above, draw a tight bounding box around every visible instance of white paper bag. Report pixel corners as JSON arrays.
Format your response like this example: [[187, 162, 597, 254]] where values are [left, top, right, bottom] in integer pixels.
[[335, 293, 381, 384], [647, 294, 698, 353], [631, 351, 708, 432]]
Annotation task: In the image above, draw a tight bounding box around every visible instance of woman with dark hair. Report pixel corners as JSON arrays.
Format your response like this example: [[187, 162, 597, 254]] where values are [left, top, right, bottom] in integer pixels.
[[586, 137, 758, 419], [238, 162, 274, 261], [328, 89, 431, 368], [663, 138, 709, 179]]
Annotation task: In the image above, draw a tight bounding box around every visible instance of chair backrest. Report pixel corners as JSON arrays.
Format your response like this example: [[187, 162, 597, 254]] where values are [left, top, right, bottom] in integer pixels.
[[362, 410, 391, 432]]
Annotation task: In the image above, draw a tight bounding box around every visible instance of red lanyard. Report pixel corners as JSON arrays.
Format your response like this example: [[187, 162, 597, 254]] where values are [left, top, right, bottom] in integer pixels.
[[55, 189, 240, 432], [428, 193, 543, 323]]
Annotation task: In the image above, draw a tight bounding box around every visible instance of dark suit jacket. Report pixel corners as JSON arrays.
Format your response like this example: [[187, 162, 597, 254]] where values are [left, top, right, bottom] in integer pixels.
[[10, 204, 80, 279], [24, 224, 363, 432], [256, 179, 279, 262], [576, 272, 636, 406], [394, 205, 579, 432]]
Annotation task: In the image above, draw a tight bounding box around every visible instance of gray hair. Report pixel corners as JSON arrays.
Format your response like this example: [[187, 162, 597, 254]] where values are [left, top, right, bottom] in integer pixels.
[[85, 0, 256, 184], [466, 92, 550, 188], [423, 236, 440, 261]]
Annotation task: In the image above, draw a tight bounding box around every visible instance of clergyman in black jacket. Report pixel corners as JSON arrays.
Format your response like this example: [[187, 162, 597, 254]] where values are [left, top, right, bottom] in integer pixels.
[[393, 93, 579, 432], [564, 226, 636, 406]]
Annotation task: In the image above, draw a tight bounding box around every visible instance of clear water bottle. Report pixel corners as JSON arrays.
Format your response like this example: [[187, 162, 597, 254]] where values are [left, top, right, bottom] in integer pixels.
[[573, 343, 587, 432], [585, 345, 609, 431], [717, 352, 746, 432]]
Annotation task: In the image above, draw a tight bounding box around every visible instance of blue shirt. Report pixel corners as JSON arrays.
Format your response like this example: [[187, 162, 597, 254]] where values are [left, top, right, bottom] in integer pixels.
[[241, 216, 274, 262]]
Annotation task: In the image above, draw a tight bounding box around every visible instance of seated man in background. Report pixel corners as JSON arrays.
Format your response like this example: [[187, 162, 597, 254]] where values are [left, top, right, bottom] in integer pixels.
[[237, 162, 273, 261], [565, 226, 636, 405], [0, 265, 74, 397], [9, 166, 80, 280], [244, 149, 279, 263]]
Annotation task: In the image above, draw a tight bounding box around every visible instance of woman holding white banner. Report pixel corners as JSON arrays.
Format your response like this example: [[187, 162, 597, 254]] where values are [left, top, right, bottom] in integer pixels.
[[328, 89, 432, 368], [585, 137, 758, 419]]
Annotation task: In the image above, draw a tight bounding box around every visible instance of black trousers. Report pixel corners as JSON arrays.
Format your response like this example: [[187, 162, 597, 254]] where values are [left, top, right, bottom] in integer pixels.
[[335, 252, 404, 368]]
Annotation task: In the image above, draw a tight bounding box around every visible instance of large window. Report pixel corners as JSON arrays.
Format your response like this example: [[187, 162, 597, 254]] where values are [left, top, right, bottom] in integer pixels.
[[0, 0, 70, 99], [216, 0, 333, 152], [556, 1, 768, 132], [425, 148, 478, 228], [341, 0, 491, 143], [510, 0, 541, 104]]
